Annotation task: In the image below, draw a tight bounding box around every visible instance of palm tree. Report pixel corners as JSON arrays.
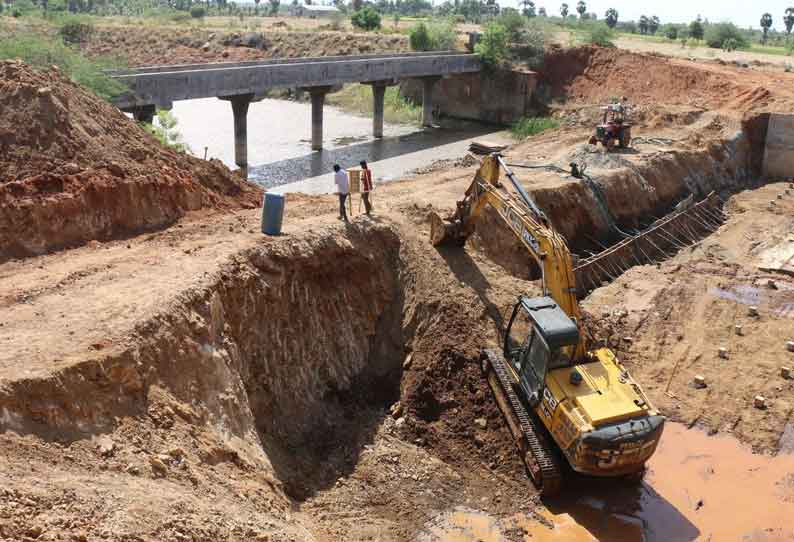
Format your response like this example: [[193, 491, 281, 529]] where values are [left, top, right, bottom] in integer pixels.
[[649, 15, 660, 34], [538, 6, 546, 16], [784, 7, 794, 35], [639, 15, 649, 34], [604, 7, 617, 28], [760, 12, 773, 43], [520, 0, 535, 17], [576, 0, 585, 19], [559, 2, 568, 19]]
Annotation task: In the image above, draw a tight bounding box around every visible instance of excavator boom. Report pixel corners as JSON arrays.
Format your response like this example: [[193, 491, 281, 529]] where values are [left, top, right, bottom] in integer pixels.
[[430, 153, 665, 496], [430, 154, 584, 358]]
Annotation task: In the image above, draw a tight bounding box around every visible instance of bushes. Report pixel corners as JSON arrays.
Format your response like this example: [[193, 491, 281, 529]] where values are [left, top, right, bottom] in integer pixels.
[[144, 111, 190, 153], [409, 19, 456, 51], [510, 117, 559, 138], [494, 9, 525, 41], [661, 23, 678, 40], [704, 22, 748, 50], [581, 22, 615, 47], [189, 5, 206, 18], [351, 7, 381, 30], [0, 34, 126, 101], [474, 22, 508, 66], [474, 17, 548, 68], [58, 16, 95, 45]]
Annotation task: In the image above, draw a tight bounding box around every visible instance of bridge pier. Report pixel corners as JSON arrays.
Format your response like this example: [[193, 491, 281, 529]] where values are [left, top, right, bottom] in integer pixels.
[[220, 93, 255, 178], [303, 86, 333, 151], [365, 79, 398, 139], [420, 77, 441, 128]]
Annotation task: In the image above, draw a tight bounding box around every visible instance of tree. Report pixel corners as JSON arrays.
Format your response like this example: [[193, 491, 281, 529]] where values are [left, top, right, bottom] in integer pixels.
[[351, 6, 381, 29], [760, 12, 773, 43], [785, 7, 794, 35], [253, 0, 259, 13], [689, 15, 704, 40], [638, 15, 648, 34], [649, 15, 660, 34], [604, 8, 617, 28], [559, 2, 567, 19], [351, 0, 362, 10], [575, 0, 585, 19], [475, 21, 508, 66], [268, 0, 278, 14], [538, 6, 546, 16], [520, 0, 534, 17]]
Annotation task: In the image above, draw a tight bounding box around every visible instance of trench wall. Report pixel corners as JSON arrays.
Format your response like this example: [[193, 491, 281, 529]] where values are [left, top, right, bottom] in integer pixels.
[[0, 223, 405, 468], [472, 130, 759, 278]]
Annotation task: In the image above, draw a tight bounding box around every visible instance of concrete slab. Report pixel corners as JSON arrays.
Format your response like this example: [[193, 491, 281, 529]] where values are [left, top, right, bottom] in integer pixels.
[[763, 113, 794, 179], [757, 238, 794, 276]]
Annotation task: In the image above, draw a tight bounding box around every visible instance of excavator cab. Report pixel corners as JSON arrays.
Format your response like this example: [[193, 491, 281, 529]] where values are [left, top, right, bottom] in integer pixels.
[[504, 296, 579, 407]]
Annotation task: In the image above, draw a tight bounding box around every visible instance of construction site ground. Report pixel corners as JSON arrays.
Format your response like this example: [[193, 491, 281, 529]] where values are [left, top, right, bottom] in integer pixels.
[[3, 43, 794, 542]]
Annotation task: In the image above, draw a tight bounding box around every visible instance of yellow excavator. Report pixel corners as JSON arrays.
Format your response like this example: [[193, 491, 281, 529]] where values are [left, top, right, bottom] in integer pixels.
[[430, 154, 665, 496]]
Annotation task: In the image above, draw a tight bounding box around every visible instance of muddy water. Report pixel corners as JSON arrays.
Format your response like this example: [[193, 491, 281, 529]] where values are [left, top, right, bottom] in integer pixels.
[[168, 97, 507, 193], [423, 422, 794, 542]]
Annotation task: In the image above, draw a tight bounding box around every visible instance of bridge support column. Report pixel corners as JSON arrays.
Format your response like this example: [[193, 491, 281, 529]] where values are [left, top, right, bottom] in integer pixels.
[[220, 93, 255, 178], [420, 77, 441, 128], [130, 104, 156, 124], [365, 79, 398, 139], [303, 86, 333, 151]]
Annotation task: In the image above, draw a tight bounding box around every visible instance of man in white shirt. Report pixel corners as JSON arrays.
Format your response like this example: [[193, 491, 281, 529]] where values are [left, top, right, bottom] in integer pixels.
[[333, 164, 349, 222]]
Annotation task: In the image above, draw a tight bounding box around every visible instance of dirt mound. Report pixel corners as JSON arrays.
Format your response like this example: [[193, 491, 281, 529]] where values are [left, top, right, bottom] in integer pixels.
[[0, 60, 261, 261], [537, 46, 766, 112], [82, 27, 409, 66]]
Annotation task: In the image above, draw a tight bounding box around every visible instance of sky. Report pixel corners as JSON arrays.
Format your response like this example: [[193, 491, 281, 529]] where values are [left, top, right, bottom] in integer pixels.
[[518, 0, 794, 30]]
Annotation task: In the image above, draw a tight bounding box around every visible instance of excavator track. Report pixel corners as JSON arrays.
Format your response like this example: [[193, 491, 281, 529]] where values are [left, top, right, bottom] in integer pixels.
[[481, 349, 563, 497]]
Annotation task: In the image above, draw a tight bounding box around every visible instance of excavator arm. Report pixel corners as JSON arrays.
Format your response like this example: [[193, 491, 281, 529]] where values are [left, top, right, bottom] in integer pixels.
[[430, 154, 585, 358]]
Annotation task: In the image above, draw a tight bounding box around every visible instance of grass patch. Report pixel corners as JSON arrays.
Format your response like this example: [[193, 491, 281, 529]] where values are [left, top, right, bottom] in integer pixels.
[[0, 32, 127, 100], [510, 117, 559, 139], [327, 83, 421, 125]]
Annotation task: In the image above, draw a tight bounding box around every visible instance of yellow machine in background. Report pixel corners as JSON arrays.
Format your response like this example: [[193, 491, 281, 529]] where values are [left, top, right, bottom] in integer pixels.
[[430, 154, 664, 496]]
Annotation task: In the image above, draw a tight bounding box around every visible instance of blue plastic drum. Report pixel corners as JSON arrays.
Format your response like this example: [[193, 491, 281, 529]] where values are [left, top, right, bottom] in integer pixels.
[[261, 193, 285, 235]]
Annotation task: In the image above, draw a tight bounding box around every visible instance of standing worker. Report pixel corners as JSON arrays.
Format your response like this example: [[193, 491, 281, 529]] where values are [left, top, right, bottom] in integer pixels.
[[333, 164, 349, 222], [360, 160, 374, 216]]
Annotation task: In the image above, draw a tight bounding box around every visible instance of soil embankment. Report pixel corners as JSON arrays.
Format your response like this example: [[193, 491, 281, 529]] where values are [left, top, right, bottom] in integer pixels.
[[0, 60, 261, 261], [82, 26, 409, 66]]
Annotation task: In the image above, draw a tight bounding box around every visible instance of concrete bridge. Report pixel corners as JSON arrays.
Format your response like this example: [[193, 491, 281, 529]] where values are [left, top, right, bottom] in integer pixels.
[[110, 52, 481, 177]]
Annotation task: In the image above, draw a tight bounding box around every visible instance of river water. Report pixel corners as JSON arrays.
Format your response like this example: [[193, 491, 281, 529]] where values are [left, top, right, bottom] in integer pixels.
[[168, 97, 508, 194]]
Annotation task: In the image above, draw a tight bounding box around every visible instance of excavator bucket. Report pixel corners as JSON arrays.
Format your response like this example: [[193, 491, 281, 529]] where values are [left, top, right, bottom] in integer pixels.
[[429, 211, 468, 247], [574, 192, 725, 295]]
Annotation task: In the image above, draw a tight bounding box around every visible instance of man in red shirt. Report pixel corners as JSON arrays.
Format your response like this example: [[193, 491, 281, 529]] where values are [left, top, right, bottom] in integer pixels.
[[360, 160, 374, 215]]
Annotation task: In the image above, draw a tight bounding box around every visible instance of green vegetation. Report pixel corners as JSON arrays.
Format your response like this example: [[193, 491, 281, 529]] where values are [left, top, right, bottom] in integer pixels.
[[474, 22, 508, 66], [510, 117, 559, 139], [581, 22, 615, 47], [408, 19, 456, 51], [327, 84, 421, 124], [473, 15, 547, 68], [351, 7, 381, 30], [704, 22, 749, 50], [189, 5, 206, 18], [58, 15, 95, 44], [144, 110, 190, 153], [0, 33, 126, 101]]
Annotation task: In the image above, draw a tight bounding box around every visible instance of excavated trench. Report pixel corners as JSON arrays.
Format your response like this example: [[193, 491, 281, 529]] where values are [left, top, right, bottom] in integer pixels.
[[0, 104, 784, 539], [470, 115, 769, 282]]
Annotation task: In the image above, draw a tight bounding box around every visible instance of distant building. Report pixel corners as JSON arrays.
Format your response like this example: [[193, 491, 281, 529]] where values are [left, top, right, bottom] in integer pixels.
[[289, 3, 340, 17]]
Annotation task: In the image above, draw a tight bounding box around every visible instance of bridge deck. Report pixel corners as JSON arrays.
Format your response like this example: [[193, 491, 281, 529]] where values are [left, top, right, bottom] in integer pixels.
[[111, 52, 481, 109]]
